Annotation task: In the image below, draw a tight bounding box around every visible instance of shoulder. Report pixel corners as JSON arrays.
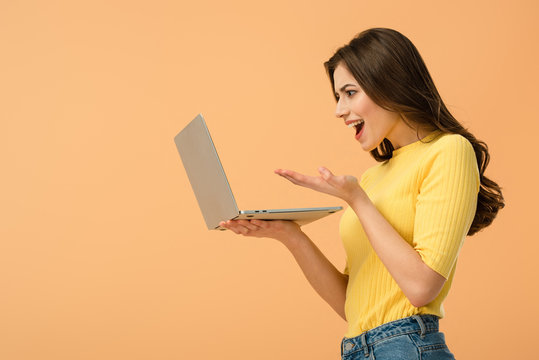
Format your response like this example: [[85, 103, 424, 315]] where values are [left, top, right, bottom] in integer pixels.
[[430, 132, 474, 154], [422, 133, 476, 166], [419, 132, 479, 187]]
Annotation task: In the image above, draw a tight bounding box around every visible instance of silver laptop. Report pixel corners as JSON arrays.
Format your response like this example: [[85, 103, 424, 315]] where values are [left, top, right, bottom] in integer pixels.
[[174, 114, 342, 230]]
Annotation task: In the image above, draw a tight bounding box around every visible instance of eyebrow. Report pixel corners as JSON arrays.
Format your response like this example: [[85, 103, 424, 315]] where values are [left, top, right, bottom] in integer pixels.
[[339, 84, 356, 92], [334, 83, 357, 97]]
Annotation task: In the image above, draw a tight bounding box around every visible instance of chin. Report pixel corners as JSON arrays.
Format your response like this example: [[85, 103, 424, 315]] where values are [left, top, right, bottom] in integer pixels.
[[360, 141, 377, 152], [360, 136, 388, 152]]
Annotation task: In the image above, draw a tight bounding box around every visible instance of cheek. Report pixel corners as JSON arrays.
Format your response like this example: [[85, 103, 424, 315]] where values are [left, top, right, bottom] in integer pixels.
[[352, 95, 375, 117]]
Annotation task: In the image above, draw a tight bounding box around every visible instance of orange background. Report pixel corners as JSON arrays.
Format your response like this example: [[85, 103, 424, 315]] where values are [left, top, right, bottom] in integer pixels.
[[1, 1, 538, 359]]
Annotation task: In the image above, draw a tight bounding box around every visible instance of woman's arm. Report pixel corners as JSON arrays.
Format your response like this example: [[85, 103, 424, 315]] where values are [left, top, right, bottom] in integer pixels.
[[275, 167, 446, 308], [348, 192, 446, 307], [220, 219, 348, 320]]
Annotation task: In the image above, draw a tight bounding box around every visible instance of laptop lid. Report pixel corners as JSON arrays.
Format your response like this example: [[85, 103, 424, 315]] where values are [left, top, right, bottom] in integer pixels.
[[174, 114, 239, 229]]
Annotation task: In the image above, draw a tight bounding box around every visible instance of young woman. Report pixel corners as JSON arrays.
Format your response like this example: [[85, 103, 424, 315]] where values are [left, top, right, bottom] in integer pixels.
[[220, 28, 504, 359]]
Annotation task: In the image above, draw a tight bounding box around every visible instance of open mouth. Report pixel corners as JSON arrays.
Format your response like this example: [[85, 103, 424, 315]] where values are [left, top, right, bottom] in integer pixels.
[[347, 119, 364, 136]]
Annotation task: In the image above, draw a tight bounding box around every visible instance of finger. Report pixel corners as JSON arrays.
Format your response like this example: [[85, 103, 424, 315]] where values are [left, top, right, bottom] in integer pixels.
[[222, 220, 248, 234], [275, 169, 302, 180], [237, 219, 260, 231], [319, 167, 349, 190], [220, 221, 232, 230], [274, 168, 294, 176], [318, 166, 334, 181], [250, 219, 270, 228], [279, 174, 302, 186], [275, 170, 299, 184], [277, 169, 315, 187], [229, 221, 250, 235], [224, 223, 242, 235], [286, 170, 308, 182]]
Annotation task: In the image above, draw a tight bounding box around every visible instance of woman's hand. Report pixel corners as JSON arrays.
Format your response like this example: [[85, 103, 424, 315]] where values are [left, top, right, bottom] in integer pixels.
[[275, 167, 365, 204], [219, 219, 305, 247]]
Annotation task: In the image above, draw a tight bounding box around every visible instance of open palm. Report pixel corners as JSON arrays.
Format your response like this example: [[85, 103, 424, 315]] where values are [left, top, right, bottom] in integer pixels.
[[274, 167, 363, 204]]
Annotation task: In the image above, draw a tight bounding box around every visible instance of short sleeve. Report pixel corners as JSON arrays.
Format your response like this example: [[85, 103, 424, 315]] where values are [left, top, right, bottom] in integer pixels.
[[413, 135, 480, 279]]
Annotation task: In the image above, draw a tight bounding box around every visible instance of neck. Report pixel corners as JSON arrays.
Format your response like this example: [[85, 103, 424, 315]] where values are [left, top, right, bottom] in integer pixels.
[[388, 124, 433, 150]]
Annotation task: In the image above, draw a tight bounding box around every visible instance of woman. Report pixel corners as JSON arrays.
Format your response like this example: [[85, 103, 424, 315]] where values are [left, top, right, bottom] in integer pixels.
[[220, 28, 504, 359]]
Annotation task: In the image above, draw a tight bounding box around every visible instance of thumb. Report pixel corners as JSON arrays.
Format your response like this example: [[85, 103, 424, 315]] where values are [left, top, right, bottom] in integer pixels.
[[318, 166, 334, 182]]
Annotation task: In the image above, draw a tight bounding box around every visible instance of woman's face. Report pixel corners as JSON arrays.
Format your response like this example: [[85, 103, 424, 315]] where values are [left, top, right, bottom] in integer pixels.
[[333, 63, 413, 151]]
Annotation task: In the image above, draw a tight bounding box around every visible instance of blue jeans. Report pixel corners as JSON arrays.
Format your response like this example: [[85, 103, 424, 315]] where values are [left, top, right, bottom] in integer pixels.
[[341, 315, 455, 360]]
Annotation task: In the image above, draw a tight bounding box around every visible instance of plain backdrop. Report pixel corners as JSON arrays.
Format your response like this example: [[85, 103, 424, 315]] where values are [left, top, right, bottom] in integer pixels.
[[1, 0, 538, 359]]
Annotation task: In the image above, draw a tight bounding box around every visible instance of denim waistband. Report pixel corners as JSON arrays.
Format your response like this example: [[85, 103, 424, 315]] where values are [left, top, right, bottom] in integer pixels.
[[341, 314, 439, 356]]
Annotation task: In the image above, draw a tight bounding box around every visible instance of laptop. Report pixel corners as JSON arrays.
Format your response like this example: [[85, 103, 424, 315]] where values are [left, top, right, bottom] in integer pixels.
[[174, 114, 343, 230]]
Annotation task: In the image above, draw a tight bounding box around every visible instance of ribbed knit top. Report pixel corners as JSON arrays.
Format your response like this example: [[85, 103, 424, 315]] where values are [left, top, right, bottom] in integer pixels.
[[340, 131, 479, 337]]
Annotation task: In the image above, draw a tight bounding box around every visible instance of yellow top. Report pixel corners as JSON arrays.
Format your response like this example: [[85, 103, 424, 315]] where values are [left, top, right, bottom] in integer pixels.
[[340, 131, 479, 337]]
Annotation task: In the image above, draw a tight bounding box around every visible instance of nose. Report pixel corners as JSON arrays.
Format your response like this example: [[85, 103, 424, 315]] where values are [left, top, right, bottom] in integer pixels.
[[335, 98, 349, 119]]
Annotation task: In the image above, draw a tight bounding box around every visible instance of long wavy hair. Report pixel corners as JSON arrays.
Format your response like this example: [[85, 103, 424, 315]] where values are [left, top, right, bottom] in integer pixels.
[[324, 28, 504, 235]]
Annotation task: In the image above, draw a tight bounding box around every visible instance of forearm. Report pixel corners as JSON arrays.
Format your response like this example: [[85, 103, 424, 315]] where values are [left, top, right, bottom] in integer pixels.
[[282, 232, 348, 320], [273, 167, 446, 307], [349, 193, 445, 307]]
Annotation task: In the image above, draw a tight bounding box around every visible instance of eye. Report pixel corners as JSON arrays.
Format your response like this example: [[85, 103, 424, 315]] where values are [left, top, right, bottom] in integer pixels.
[[346, 90, 356, 97]]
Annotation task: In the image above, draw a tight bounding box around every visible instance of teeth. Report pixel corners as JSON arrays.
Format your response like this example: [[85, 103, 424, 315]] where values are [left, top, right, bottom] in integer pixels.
[[347, 119, 364, 127]]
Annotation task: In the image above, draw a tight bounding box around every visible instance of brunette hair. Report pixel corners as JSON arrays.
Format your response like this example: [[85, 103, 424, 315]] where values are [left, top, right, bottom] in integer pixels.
[[324, 28, 504, 235]]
